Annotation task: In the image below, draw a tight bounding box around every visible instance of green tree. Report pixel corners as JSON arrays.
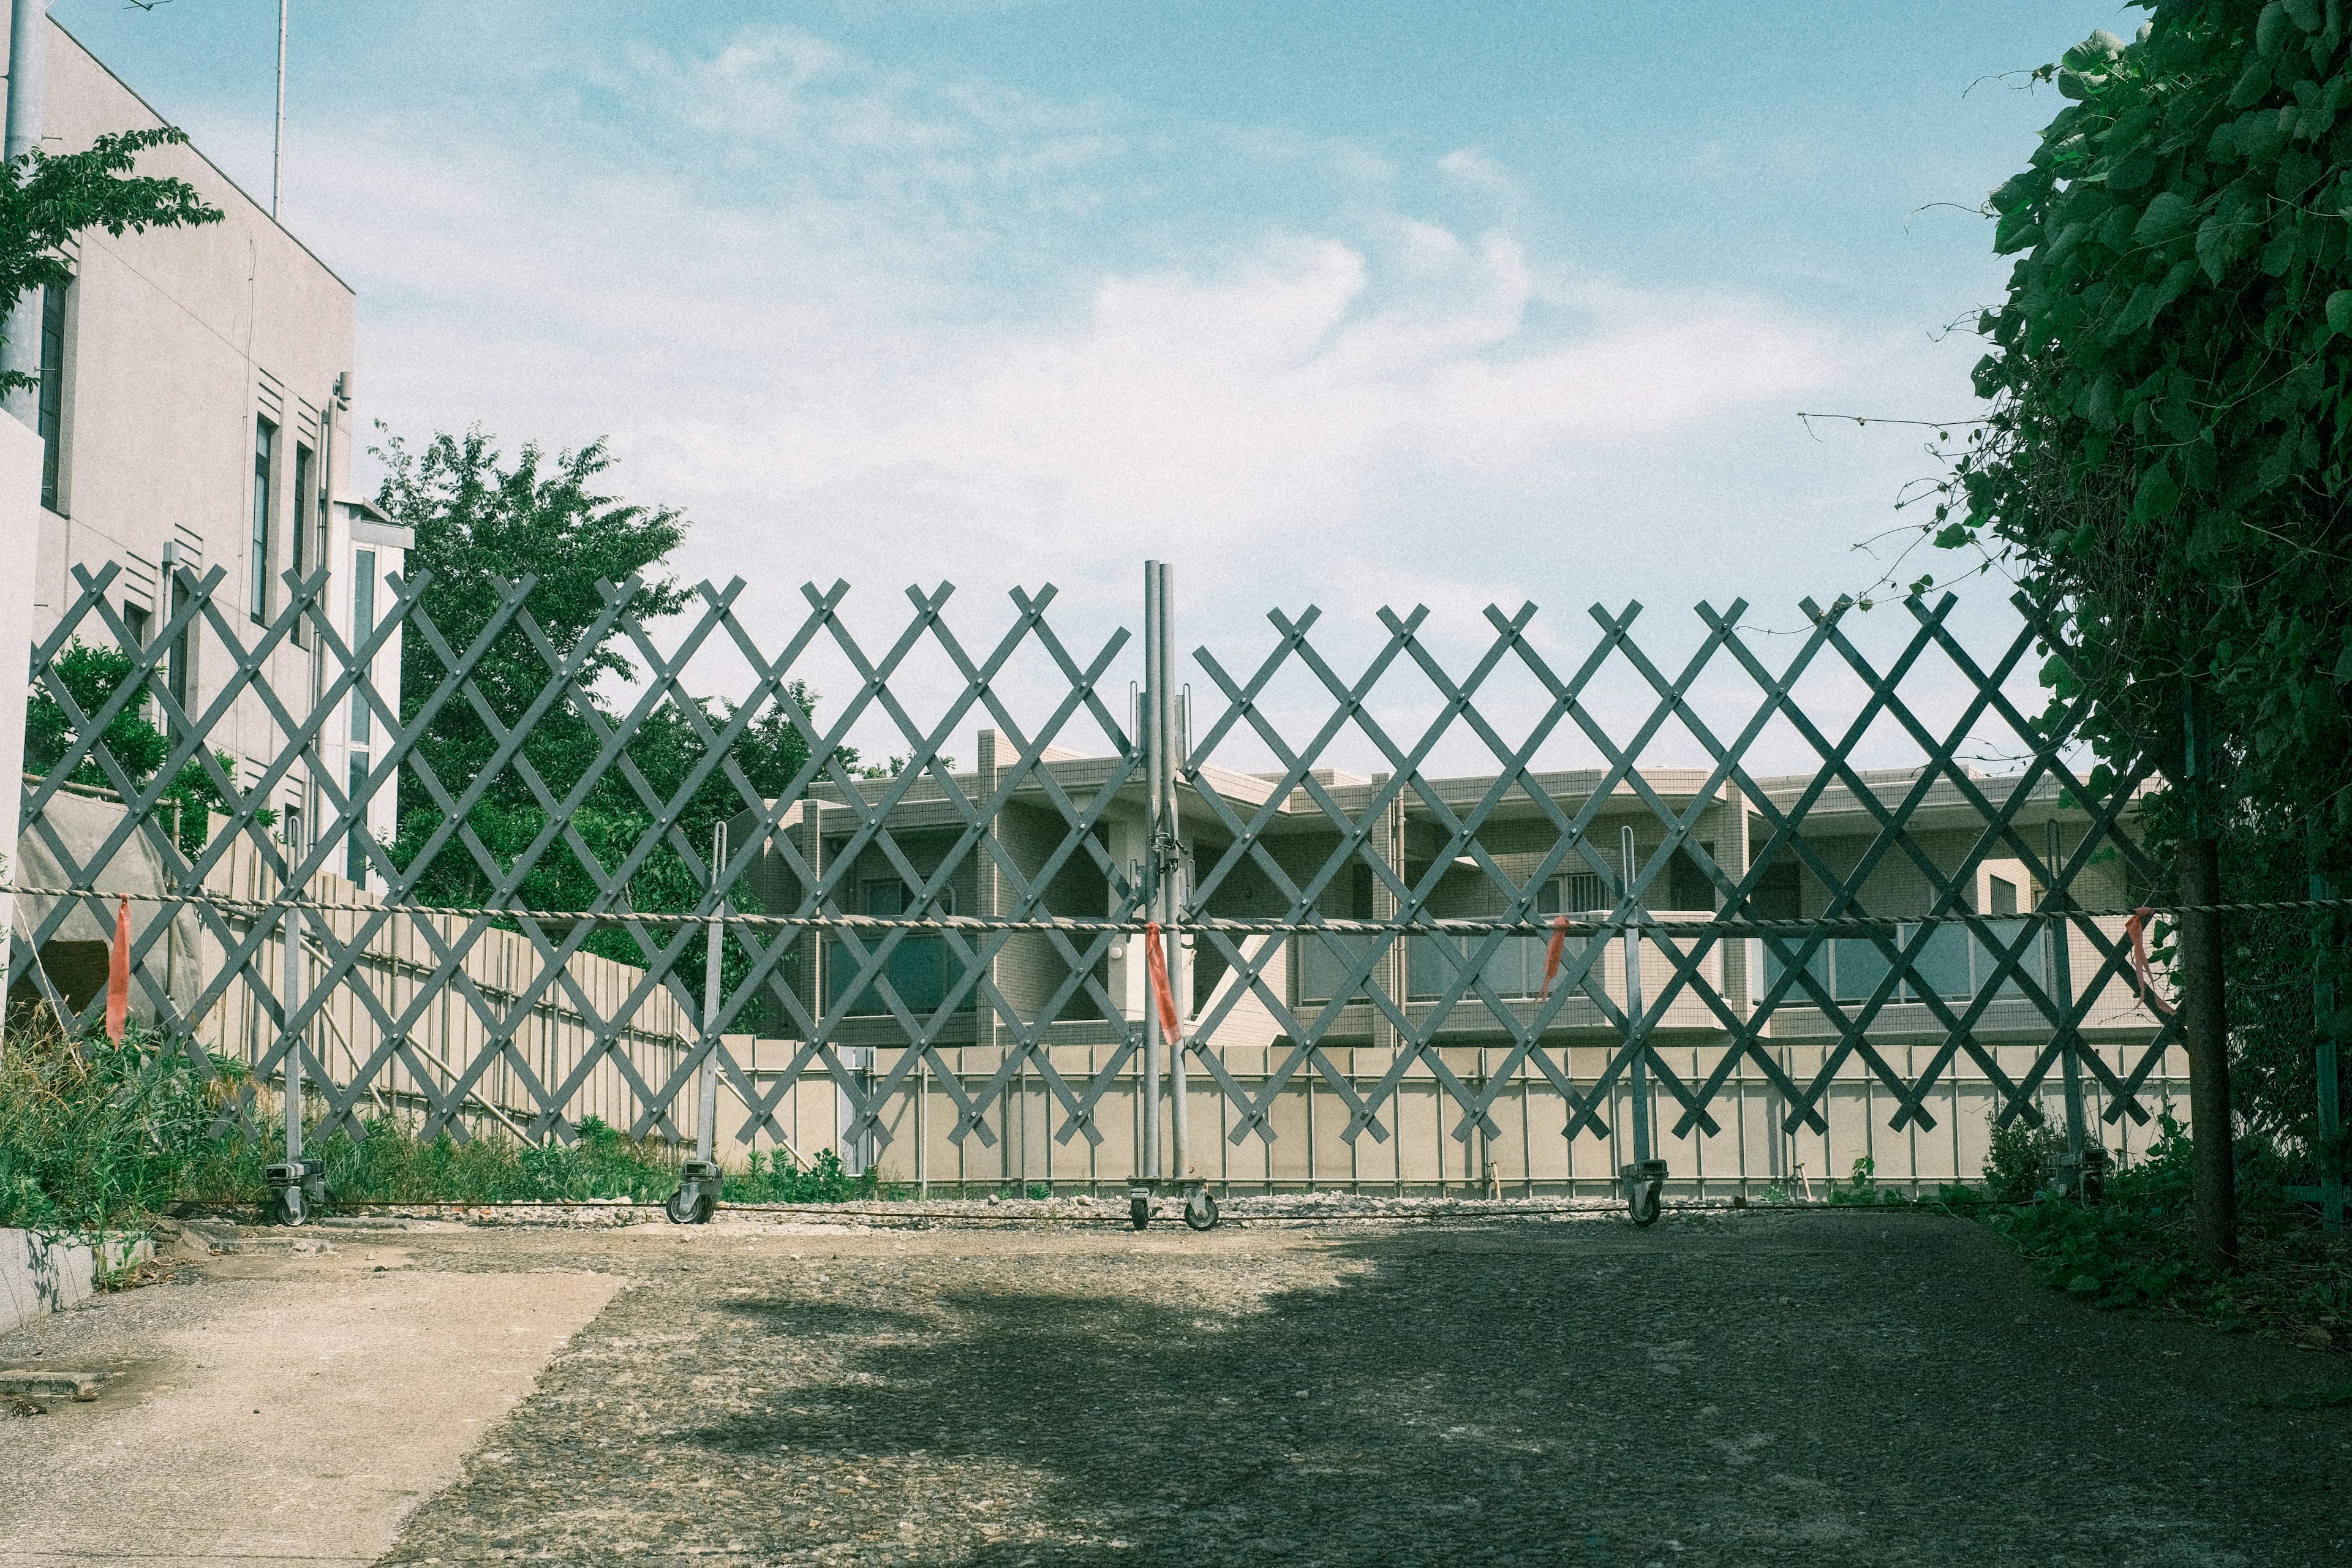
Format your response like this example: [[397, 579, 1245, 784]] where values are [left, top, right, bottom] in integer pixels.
[[374, 428, 851, 998], [1939, 2, 2352, 1263], [1, 127, 221, 390], [24, 641, 255, 853]]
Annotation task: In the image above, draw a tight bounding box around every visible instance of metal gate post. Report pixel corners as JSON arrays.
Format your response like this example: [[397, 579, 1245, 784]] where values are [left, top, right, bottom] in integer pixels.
[[1135, 560, 1211, 1231], [669, 821, 726, 1223], [265, 894, 322, 1224], [1619, 824, 1665, 1224]]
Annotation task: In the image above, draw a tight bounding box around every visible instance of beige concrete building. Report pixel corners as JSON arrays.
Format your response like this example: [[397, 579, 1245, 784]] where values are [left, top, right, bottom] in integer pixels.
[[10, 13, 403, 876], [724, 745, 2174, 1196]]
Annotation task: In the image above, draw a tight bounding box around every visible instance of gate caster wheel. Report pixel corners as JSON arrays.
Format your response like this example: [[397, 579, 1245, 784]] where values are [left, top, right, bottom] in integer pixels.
[[665, 1188, 718, 1225], [1182, 1188, 1219, 1232], [1129, 1195, 1151, 1231], [1621, 1159, 1668, 1228], [276, 1183, 308, 1227]]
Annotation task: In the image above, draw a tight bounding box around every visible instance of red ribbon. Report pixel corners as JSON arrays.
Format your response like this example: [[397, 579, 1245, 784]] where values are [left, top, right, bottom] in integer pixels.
[[1537, 915, 1570, 1001], [106, 894, 132, 1041], [2122, 907, 2175, 1018], [1142, 921, 1184, 1041]]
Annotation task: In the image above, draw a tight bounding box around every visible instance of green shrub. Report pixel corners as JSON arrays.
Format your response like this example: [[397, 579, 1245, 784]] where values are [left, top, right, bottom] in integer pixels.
[[1982, 1115, 2065, 1204], [723, 1148, 876, 1204], [0, 1018, 239, 1231]]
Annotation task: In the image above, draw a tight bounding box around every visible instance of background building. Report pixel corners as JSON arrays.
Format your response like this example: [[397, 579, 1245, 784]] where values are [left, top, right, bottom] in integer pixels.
[[8, 10, 402, 872]]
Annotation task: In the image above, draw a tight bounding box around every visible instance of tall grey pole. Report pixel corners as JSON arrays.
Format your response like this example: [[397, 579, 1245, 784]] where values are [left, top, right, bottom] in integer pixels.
[[1621, 825, 1650, 1167], [2, 0, 49, 426], [282, 897, 304, 1165], [698, 820, 726, 1165], [272, 0, 287, 216], [1140, 562, 1167, 1185], [1162, 574, 1188, 1183]]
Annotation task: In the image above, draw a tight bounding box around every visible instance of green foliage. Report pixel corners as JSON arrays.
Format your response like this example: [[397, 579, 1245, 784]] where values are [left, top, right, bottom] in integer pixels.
[[1985, 1115, 2350, 1336], [1983, 1114, 2067, 1204], [24, 639, 268, 852], [723, 1148, 881, 1204], [372, 428, 855, 1011], [0, 128, 221, 393], [1939, 2, 2352, 843], [0, 1018, 237, 1231], [1938, 3, 2352, 1257], [1826, 1153, 1911, 1206]]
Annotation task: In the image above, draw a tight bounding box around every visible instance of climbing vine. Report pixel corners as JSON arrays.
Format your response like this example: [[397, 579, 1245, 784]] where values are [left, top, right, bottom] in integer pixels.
[[1937, 0, 2351, 834]]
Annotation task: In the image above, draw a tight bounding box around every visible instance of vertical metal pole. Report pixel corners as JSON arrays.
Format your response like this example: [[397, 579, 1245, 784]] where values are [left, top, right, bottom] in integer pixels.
[[698, 820, 726, 1165], [1622, 825, 1651, 1166], [2049, 820, 2086, 1165], [2312, 832, 2342, 1234], [1140, 562, 1166, 1183], [273, 0, 288, 217], [282, 897, 304, 1164], [1169, 688, 1189, 1181]]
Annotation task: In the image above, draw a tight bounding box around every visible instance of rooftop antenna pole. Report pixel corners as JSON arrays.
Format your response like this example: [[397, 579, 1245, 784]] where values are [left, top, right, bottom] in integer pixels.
[[272, 0, 287, 216]]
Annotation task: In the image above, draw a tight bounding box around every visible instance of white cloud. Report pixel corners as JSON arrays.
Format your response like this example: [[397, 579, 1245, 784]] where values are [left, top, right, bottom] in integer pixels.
[[283, 23, 2010, 774]]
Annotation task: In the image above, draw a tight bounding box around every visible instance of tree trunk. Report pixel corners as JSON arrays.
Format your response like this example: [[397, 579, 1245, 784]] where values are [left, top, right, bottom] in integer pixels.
[[2177, 833, 2236, 1270]]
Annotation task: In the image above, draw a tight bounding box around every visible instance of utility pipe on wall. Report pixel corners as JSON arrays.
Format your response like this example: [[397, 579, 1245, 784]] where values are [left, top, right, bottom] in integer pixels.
[[1, 0, 49, 427]]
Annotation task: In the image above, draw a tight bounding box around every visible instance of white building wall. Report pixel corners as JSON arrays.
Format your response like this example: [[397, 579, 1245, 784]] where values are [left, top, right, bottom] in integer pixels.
[[16, 17, 385, 861]]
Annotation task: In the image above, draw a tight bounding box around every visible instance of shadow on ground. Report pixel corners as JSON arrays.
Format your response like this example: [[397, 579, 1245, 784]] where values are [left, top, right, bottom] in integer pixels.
[[378, 1214, 2350, 1567]]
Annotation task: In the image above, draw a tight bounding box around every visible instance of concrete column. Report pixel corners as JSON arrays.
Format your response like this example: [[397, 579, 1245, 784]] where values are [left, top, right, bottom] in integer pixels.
[[0, 417, 42, 1038]]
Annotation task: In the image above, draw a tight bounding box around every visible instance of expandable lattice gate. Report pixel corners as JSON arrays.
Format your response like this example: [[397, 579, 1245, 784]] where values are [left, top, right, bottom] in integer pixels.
[[8, 554, 2188, 1224]]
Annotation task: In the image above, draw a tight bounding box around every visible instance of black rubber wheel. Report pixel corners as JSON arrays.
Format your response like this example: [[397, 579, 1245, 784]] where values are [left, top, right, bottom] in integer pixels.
[[693, 1192, 718, 1224], [1129, 1196, 1150, 1231], [665, 1188, 698, 1224], [277, 1185, 308, 1227], [1183, 1189, 1219, 1232], [1629, 1181, 1662, 1228]]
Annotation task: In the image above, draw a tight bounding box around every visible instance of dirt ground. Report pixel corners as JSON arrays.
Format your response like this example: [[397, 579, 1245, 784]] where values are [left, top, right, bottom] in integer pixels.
[[6, 1207, 2349, 1566]]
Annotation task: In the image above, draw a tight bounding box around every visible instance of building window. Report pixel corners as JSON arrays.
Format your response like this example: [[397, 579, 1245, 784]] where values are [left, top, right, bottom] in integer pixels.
[[1540, 870, 1607, 914], [1749, 857, 1801, 922], [166, 569, 194, 720], [346, 753, 369, 885], [249, 418, 277, 621], [123, 602, 151, 649], [350, 548, 375, 745], [37, 280, 66, 511], [291, 444, 314, 643]]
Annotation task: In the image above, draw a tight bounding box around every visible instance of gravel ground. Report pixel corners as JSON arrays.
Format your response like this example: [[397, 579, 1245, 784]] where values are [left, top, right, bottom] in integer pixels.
[[328, 1204, 2352, 1568]]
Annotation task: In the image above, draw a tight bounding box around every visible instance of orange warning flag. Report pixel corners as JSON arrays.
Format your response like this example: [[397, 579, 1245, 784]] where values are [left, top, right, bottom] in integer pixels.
[[106, 895, 132, 1040]]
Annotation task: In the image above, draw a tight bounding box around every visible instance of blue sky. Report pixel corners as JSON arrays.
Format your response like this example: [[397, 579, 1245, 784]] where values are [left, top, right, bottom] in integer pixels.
[[54, 0, 2140, 771]]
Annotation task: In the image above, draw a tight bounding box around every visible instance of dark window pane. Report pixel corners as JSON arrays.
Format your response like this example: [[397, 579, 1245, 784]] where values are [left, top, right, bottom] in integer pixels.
[[1907, 922, 1972, 1000], [1749, 857, 1800, 922], [38, 282, 66, 511], [1832, 938, 1890, 1002], [350, 549, 376, 745], [346, 753, 369, 885], [251, 419, 276, 620]]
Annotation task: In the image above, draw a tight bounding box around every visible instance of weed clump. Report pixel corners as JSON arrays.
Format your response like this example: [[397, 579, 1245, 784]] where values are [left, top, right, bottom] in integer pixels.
[[0, 1018, 235, 1232]]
